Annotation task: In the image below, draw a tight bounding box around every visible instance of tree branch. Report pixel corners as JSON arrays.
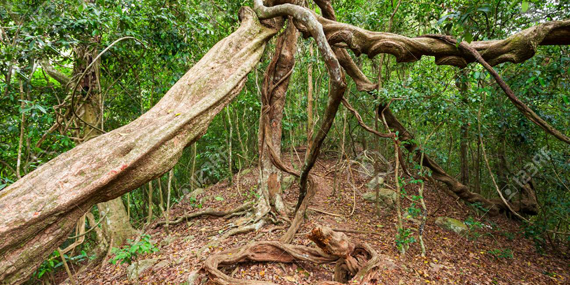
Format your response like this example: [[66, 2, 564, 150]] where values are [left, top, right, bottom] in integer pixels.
[[422, 34, 570, 144], [40, 60, 71, 87], [318, 17, 570, 67]]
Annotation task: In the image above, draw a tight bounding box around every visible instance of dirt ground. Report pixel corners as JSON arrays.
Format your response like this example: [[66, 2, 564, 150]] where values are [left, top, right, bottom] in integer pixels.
[[69, 153, 569, 285]]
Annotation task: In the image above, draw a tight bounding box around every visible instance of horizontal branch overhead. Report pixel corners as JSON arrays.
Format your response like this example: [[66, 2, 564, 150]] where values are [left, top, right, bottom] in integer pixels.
[[318, 17, 570, 67]]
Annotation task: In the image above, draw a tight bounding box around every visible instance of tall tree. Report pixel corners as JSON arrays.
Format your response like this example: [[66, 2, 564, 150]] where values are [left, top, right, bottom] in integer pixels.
[[457, 69, 471, 186]]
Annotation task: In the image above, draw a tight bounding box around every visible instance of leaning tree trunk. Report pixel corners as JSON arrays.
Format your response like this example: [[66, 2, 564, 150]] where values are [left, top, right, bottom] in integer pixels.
[[43, 41, 137, 249], [0, 8, 276, 284], [75, 42, 137, 247], [378, 106, 501, 214]]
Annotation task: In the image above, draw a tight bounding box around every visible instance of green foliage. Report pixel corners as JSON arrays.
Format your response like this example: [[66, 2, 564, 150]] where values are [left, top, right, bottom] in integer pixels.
[[34, 251, 60, 279], [395, 228, 416, 252], [487, 248, 514, 260], [188, 196, 203, 209], [406, 194, 423, 219], [501, 231, 516, 241], [407, 205, 422, 218], [465, 216, 484, 240], [0, 179, 9, 191], [242, 186, 260, 201], [470, 202, 490, 216], [35, 250, 88, 279], [110, 234, 158, 265], [523, 221, 547, 253]]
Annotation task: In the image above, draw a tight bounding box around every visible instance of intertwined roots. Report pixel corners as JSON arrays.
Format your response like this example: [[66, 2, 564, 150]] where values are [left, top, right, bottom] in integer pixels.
[[203, 225, 399, 285]]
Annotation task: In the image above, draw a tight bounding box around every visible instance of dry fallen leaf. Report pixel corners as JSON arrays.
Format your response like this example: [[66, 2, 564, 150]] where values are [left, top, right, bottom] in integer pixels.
[[284, 276, 296, 282]]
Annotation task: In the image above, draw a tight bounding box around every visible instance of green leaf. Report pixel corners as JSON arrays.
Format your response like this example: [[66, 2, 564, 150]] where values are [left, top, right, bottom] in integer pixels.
[[463, 32, 473, 43], [37, 269, 47, 278], [215, 196, 224, 201], [37, 105, 47, 114], [522, 1, 529, 12], [477, 6, 491, 13]]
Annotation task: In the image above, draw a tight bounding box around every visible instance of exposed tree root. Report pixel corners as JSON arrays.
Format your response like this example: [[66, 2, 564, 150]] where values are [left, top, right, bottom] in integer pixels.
[[153, 201, 253, 228], [297, 228, 382, 236], [196, 219, 265, 259], [203, 225, 397, 285], [308, 207, 345, 218], [152, 200, 267, 260], [332, 228, 382, 235], [7, 3, 565, 283]]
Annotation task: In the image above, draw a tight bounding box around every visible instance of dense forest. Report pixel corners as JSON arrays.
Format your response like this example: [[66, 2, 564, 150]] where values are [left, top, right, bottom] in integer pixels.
[[1, 0, 569, 284]]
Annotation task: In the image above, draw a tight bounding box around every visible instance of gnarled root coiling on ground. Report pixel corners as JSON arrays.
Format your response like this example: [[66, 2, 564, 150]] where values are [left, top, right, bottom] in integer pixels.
[[203, 225, 396, 285]]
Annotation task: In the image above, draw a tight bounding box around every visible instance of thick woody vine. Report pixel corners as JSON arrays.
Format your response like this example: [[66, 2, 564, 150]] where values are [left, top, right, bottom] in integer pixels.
[[2, 1, 569, 284], [201, 1, 569, 284]]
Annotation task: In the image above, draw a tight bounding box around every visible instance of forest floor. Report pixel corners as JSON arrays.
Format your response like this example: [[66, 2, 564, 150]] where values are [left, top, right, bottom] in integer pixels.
[[67, 151, 569, 285]]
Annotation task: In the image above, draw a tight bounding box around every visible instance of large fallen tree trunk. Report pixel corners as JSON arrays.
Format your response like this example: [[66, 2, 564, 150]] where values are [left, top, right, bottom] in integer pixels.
[[0, 8, 276, 284]]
